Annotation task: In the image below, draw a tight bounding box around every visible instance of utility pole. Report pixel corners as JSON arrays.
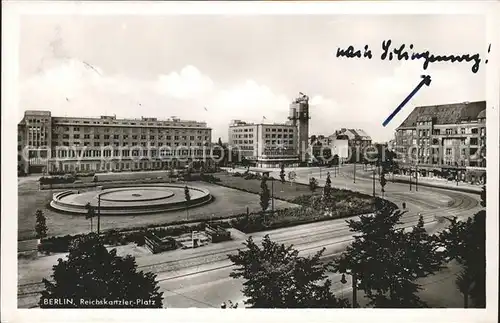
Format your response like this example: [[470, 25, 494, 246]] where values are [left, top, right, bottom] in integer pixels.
[[353, 162, 356, 183], [372, 168, 376, 197], [271, 178, 275, 214], [352, 272, 358, 308], [97, 193, 101, 235], [409, 167, 412, 191], [415, 163, 419, 191]]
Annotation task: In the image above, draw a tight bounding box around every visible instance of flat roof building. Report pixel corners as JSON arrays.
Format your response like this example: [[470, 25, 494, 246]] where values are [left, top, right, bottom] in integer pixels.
[[227, 93, 311, 168], [228, 120, 299, 168], [17, 111, 213, 174]]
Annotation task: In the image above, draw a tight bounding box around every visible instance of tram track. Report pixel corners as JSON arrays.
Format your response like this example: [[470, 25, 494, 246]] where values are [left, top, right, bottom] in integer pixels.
[[18, 169, 480, 301]]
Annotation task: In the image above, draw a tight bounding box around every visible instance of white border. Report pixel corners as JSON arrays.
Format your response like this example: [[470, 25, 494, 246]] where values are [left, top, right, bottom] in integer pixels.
[[2, 1, 499, 323]]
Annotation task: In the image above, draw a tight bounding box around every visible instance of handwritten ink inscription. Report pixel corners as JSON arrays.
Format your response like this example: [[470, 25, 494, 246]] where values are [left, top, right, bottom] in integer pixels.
[[336, 40, 491, 73]]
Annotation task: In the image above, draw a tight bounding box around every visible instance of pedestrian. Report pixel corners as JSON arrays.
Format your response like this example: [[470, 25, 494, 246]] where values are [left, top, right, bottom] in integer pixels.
[[402, 202, 406, 209]]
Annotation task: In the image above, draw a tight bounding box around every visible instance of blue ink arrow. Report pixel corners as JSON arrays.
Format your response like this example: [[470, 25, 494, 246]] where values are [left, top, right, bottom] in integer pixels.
[[383, 74, 432, 127]]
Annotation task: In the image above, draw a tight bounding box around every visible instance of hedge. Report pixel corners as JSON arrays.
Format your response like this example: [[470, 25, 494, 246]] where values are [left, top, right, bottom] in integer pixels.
[[230, 197, 397, 233], [39, 176, 76, 185], [36, 220, 231, 254]]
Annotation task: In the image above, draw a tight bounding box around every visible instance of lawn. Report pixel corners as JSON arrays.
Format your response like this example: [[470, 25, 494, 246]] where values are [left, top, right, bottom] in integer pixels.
[[18, 180, 298, 240], [216, 173, 319, 201], [216, 173, 385, 233], [215, 173, 371, 203]]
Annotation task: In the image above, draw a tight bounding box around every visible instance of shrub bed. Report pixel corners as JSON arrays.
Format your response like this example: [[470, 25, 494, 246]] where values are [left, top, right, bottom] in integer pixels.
[[200, 174, 221, 183], [230, 198, 396, 233], [39, 176, 76, 185], [37, 220, 231, 253]]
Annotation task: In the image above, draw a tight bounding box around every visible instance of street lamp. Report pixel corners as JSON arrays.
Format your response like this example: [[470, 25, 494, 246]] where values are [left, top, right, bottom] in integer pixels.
[[409, 166, 412, 191], [352, 271, 358, 308], [372, 168, 376, 197], [353, 162, 356, 183], [97, 193, 101, 235], [271, 178, 275, 214], [340, 273, 347, 299]]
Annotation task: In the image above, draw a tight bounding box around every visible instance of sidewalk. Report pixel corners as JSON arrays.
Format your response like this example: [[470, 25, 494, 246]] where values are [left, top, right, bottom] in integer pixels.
[[387, 174, 481, 194]]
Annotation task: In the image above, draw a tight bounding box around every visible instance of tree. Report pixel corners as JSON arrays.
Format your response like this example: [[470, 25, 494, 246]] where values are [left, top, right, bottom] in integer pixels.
[[39, 233, 163, 308], [322, 172, 332, 200], [35, 209, 48, 241], [85, 202, 96, 232], [184, 185, 191, 221], [309, 177, 318, 192], [438, 210, 486, 308], [228, 235, 349, 308], [332, 199, 443, 308], [259, 177, 270, 212], [220, 300, 239, 309], [379, 171, 387, 197], [279, 163, 286, 183], [480, 185, 486, 207]]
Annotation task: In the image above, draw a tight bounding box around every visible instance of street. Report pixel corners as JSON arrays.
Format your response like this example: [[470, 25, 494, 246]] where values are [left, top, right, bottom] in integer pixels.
[[17, 165, 482, 308]]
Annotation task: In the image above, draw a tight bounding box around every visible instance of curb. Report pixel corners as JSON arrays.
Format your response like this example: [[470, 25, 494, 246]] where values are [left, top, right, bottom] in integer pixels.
[[390, 178, 481, 195]]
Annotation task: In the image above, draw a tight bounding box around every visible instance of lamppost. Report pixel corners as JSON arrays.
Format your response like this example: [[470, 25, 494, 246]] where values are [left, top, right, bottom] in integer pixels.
[[271, 178, 275, 214], [353, 162, 356, 183], [94, 186, 103, 235], [340, 273, 347, 299], [409, 166, 412, 191], [97, 193, 101, 235], [372, 167, 376, 197], [352, 271, 358, 308]]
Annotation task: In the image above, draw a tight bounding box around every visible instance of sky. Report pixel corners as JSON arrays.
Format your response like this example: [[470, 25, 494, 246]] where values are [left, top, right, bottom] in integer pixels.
[[18, 14, 488, 142]]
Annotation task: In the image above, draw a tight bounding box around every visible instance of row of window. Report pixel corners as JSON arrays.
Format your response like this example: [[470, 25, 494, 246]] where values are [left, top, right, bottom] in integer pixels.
[[52, 141, 207, 148], [232, 127, 294, 133], [55, 126, 210, 134], [232, 140, 254, 145], [232, 134, 254, 139], [52, 148, 209, 158], [53, 134, 209, 141], [53, 119, 206, 128], [25, 118, 50, 123], [52, 161, 183, 173], [399, 137, 482, 146]]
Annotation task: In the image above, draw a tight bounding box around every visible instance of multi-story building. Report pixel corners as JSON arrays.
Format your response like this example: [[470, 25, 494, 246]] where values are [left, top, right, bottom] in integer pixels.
[[394, 101, 486, 184], [227, 93, 311, 168], [332, 128, 372, 162], [308, 135, 349, 165], [17, 111, 213, 174], [228, 120, 299, 168]]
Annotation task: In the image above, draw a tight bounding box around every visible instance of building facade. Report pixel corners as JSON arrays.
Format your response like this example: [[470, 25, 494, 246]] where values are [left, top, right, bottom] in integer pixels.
[[332, 128, 372, 163], [18, 111, 213, 174], [309, 135, 349, 165], [227, 93, 311, 168], [394, 101, 486, 184], [228, 120, 299, 168]]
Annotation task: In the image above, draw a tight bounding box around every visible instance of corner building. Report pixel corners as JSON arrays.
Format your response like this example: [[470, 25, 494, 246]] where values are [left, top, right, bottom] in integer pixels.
[[228, 120, 299, 168], [394, 101, 486, 184], [17, 111, 213, 174]]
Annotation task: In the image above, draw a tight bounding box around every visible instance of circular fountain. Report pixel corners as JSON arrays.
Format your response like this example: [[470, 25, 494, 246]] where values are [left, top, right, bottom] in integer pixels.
[[50, 184, 212, 215]]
